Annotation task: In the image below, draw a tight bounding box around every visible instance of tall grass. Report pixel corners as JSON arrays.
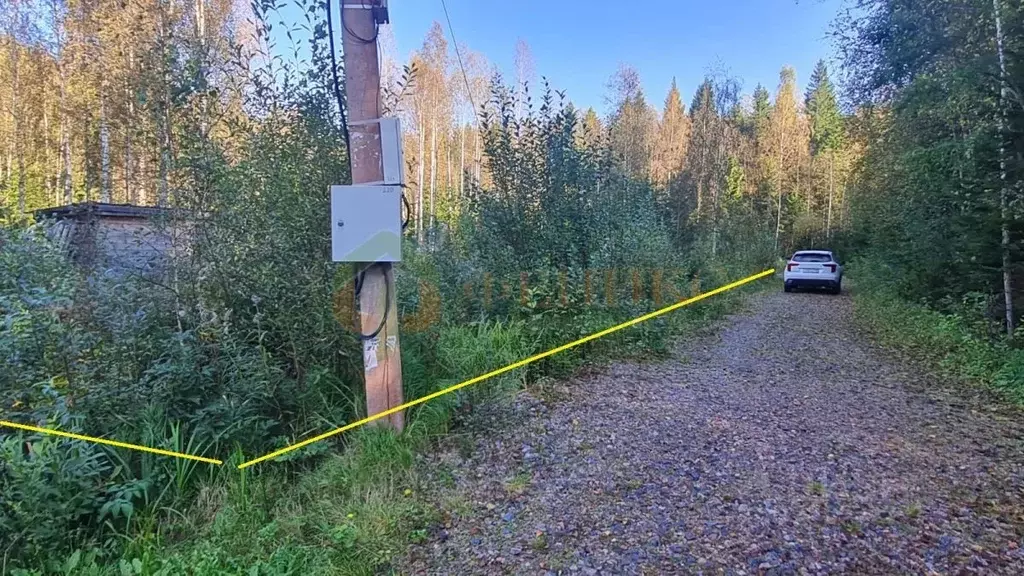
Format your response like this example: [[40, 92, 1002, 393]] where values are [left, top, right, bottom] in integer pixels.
[[851, 262, 1024, 403]]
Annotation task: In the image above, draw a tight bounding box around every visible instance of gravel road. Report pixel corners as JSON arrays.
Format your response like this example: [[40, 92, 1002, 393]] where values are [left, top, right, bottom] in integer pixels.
[[401, 290, 1024, 575]]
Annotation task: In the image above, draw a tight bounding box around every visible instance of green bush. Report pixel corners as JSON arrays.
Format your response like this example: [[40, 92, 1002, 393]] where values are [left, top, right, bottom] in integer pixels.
[[0, 433, 111, 562], [0, 29, 772, 576]]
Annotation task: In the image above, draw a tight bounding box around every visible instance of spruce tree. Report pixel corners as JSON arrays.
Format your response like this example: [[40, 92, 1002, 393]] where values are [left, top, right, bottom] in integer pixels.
[[804, 60, 844, 239], [685, 79, 718, 222], [752, 84, 771, 128], [652, 77, 690, 185], [804, 60, 843, 156]]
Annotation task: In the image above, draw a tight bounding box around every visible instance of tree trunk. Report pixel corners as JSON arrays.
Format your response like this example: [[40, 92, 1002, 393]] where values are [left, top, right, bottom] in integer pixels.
[[826, 151, 834, 239], [159, 115, 170, 206], [60, 114, 72, 203], [10, 43, 25, 213], [774, 125, 785, 251], [16, 144, 25, 214], [195, 0, 206, 39], [430, 116, 437, 233], [125, 133, 133, 203], [459, 122, 465, 202], [44, 105, 53, 205], [994, 0, 1016, 338], [158, 6, 172, 206], [84, 112, 95, 202], [125, 46, 135, 203], [195, 0, 209, 138], [4, 146, 10, 192], [59, 58, 72, 206], [139, 153, 148, 205], [417, 110, 425, 243], [446, 132, 452, 196], [100, 88, 111, 203]]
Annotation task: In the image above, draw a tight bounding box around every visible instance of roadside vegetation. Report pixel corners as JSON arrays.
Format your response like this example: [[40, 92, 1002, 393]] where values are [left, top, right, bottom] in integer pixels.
[[0, 0, 1022, 573], [852, 278, 1024, 403], [837, 0, 1024, 403]]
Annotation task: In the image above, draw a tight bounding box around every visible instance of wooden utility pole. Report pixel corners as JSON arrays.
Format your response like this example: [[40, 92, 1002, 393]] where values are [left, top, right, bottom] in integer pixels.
[[341, 0, 404, 429]]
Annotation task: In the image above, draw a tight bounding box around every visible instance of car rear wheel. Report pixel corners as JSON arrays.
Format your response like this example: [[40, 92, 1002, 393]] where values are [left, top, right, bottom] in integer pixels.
[[784, 283, 793, 293], [832, 283, 842, 295]]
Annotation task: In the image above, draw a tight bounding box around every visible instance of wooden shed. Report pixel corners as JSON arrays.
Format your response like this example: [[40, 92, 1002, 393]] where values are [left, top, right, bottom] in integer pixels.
[[34, 202, 189, 278]]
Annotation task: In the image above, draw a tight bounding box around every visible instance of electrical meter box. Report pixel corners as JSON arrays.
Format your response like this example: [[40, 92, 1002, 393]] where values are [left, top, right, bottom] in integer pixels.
[[331, 185, 402, 262]]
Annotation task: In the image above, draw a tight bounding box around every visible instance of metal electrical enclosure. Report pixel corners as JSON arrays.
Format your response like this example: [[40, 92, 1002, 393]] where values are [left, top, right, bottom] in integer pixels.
[[331, 185, 402, 262], [379, 118, 404, 186]]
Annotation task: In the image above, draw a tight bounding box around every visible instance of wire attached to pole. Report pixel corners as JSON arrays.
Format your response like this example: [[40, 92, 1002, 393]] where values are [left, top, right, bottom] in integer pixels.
[[353, 263, 391, 341], [325, 0, 351, 166], [340, 0, 379, 44]]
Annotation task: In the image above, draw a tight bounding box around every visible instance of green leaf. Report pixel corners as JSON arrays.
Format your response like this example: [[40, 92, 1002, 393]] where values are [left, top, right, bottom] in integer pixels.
[[62, 550, 81, 574]]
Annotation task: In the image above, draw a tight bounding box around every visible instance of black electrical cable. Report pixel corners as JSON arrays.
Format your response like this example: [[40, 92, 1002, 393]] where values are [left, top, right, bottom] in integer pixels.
[[353, 263, 391, 341], [339, 0, 378, 44], [325, 0, 351, 166], [401, 193, 411, 230]]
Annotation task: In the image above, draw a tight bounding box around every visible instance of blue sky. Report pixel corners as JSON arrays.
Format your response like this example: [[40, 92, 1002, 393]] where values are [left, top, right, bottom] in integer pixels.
[[386, 0, 844, 115], [271, 0, 843, 115]]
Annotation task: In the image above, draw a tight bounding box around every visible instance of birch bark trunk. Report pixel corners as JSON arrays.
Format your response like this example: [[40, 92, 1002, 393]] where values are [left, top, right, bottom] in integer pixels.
[[994, 0, 1016, 338]]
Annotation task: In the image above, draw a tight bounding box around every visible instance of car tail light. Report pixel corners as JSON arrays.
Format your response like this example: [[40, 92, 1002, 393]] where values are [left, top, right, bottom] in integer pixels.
[[786, 262, 798, 271], [825, 264, 836, 272]]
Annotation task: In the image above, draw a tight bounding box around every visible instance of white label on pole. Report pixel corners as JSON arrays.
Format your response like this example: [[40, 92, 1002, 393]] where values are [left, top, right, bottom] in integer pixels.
[[364, 336, 379, 372]]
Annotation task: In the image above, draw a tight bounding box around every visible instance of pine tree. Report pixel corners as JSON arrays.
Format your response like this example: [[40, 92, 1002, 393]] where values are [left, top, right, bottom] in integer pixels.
[[749, 83, 773, 202]]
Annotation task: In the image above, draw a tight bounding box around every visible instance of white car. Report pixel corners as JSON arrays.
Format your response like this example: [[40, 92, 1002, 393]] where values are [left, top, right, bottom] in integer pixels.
[[783, 250, 843, 294]]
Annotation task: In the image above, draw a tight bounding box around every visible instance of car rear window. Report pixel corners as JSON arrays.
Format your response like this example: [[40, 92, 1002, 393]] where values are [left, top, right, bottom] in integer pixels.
[[793, 253, 832, 262]]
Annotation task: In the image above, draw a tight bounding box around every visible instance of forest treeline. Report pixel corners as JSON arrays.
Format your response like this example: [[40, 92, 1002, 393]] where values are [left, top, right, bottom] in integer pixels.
[[393, 23, 854, 259], [0, 0, 1022, 572], [840, 0, 1023, 340], [0, 4, 853, 256]]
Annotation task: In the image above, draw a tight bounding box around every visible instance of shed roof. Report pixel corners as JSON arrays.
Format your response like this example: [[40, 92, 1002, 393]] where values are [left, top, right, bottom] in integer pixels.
[[34, 202, 175, 220]]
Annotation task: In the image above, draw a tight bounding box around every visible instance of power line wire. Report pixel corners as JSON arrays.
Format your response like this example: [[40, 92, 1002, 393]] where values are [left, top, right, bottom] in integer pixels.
[[439, 0, 479, 125]]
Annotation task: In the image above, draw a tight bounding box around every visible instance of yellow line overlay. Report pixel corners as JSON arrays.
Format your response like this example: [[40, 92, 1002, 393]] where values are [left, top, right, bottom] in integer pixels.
[[0, 420, 223, 465], [237, 268, 775, 469]]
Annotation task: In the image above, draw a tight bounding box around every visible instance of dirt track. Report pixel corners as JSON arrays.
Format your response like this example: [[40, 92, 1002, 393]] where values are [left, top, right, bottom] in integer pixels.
[[401, 290, 1024, 575]]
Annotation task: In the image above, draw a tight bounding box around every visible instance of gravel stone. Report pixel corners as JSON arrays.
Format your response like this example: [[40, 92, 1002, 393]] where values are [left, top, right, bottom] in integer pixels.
[[400, 292, 1024, 575]]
